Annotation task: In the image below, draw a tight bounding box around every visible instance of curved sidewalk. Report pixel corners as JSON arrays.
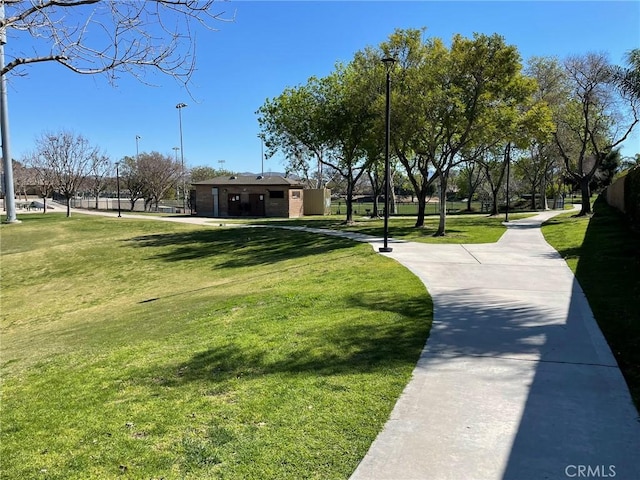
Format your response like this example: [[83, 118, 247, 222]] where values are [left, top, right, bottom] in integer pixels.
[[345, 211, 640, 480]]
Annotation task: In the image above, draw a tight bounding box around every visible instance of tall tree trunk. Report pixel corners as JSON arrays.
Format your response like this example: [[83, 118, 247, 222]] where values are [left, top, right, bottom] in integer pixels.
[[390, 176, 397, 215], [467, 170, 473, 211], [540, 176, 549, 210], [435, 172, 449, 236], [415, 190, 427, 228], [66, 196, 71, 217], [368, 171, 380, 218], [345, 180, 354, 224], [578, 177, 592, 215], [490, 188, 499, 216]]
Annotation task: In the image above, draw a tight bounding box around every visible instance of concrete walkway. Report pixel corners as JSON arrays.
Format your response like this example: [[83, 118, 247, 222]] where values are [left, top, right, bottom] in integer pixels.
[[343, 211, 640, 480]]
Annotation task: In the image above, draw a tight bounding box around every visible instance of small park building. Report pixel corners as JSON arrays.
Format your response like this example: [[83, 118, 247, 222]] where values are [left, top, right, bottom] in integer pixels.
[[193, 175, 305, 218]]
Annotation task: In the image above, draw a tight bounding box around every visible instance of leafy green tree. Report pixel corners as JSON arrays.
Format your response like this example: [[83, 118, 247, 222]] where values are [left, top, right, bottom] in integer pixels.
[[189, 166, 235, 183], [590, 148, 622, 192], [456, 150, 486, 211], [382, 28, 439, 227], [257, 82, 328, 189], [319, 61, 381, 223], [519, 56, 567, 210]]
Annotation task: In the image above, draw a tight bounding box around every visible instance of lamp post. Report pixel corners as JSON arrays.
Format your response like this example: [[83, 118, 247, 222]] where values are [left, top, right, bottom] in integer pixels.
[[0, 3, 18, 223], [505, 142, 511, 223], [172, 146, 180, 200], [176, 103, 187, 212], [115, 161, 121, 217], [258, 134, 264, 176], [379, 57, 396, 253], [135, 135, 141, 160]]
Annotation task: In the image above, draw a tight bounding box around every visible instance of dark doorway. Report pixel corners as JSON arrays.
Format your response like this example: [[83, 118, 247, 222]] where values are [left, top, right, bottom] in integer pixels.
[[249, 194, 266, 216], [228, 194, 242, 216], [227, 193, 265, 216]]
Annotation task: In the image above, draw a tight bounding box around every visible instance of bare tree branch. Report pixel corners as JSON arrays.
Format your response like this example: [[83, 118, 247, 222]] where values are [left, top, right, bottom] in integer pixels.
[[2, 0, 234, 86]]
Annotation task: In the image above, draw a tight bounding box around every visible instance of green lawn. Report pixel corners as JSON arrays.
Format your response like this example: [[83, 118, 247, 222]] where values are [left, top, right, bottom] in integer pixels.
[[542, 197, 640, 407], [4, 203, 635, 479], [0, 214, 432, 479], [254, 213, 533, 244]]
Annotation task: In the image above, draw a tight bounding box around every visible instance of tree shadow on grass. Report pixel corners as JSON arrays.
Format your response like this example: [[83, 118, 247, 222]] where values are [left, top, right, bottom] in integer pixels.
[[142, 291, 432, 387], [125, 227, 358, 269]]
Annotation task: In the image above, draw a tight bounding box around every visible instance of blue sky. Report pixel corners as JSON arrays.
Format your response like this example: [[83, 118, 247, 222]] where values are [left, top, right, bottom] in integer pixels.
[[7, 1, 640, 174]]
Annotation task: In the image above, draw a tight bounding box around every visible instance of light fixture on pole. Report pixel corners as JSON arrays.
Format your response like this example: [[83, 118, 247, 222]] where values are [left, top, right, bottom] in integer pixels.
[[379, 57, 396, 253], [176, 102, 187, 212], [135, 135, 141, 160], [115, 161, 121, 217]]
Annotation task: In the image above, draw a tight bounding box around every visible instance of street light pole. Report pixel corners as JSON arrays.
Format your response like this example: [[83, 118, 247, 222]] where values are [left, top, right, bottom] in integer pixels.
[[259, 134, 264, 176], [0, 4, 18, 223], [505, 142, 511, 223], [379, 57, 396, 253], [115, 161, 121, 217], [176, 103, 187, 212]]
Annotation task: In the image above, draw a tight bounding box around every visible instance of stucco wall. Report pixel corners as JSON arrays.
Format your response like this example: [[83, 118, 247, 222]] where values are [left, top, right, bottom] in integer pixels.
[[606, 176, 626, 213], [303, 189, 331, 215]]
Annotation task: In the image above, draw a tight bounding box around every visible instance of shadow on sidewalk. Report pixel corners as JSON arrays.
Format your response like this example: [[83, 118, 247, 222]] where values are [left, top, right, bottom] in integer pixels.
[[418, 281, 639, 480], [500, 279, 639, 480]]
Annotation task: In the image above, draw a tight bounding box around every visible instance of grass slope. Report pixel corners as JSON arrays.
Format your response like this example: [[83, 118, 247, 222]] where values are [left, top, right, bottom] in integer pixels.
[[542, 198, 640, 407], [1, 214, 432, 479]]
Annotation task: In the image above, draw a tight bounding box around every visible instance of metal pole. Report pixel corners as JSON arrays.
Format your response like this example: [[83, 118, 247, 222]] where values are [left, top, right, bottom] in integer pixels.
[[505, 143, 510, 223], [260, 135, 264, 176], [116, 162, 121, 217], [379, 58, 395, 253], [0, 4, 18, 223], [176, 103, 187, 212]]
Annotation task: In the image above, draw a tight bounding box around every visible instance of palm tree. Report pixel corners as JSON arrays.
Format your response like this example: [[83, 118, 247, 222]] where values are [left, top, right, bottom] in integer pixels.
[[610, 48, 640, 100]]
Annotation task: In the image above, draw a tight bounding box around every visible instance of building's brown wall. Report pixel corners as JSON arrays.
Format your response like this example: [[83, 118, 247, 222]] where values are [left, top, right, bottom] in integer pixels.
[[195, 184, 304, 218], [289, 189, 304, 218], [195, 185, 215, 216]]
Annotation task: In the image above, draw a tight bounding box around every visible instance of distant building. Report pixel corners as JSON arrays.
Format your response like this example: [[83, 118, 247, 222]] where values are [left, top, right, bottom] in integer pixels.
[[192, 175, 304, 218]]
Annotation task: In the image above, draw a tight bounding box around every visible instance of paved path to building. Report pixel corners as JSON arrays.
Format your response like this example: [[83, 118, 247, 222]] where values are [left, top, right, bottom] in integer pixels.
[[50, 206, 640, 479]]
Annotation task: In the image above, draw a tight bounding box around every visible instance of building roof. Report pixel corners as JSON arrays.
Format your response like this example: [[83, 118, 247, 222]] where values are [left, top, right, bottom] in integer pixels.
[[193, 175, 304, 187]]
